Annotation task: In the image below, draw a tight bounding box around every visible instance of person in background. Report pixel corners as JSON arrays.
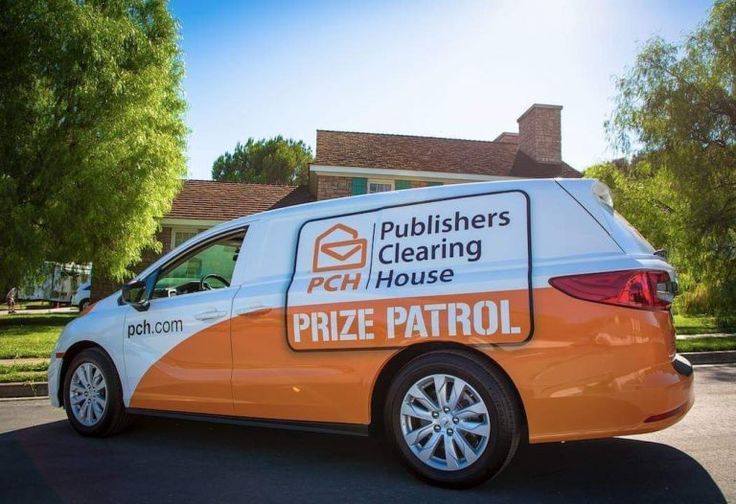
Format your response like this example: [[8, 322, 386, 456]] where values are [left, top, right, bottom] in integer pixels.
[[6, 287, 17, 314]]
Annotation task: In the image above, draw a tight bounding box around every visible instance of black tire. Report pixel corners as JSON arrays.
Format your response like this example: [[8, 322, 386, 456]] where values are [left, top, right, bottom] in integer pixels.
[[384, 350, 522, 488], [63, 347, 131, 437], [78, 299, 90, 312]]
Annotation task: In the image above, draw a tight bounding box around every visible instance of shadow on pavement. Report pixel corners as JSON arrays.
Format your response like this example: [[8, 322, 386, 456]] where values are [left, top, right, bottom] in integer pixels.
[[699, 364, 736, 384], [0, 416, 725, 503]]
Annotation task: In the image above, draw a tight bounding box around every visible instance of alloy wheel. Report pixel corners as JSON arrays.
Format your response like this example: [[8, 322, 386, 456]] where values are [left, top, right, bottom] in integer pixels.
[[400, 373, 491, 472], [69, 362, 108, 427]]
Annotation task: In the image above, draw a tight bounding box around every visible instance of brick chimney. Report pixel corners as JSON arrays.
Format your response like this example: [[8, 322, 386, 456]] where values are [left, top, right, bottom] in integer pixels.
[[493, 132, 519, 144], [517, 104, 562, 164]]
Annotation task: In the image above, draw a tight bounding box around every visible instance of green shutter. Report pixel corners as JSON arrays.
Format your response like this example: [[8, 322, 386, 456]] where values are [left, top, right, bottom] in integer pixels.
[[426, 181, 443, 187], [395, 180, 412, 190], [351, 177, 367, 195]]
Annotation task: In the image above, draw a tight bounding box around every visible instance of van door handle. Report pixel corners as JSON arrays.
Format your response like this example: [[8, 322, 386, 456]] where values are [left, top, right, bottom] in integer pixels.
[[236, 305, 272, 317], [194, 309, 227, 321]]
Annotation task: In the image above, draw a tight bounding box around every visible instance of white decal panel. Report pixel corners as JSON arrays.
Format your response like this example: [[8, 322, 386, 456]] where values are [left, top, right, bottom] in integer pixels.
[[287, 191, 533, 350]]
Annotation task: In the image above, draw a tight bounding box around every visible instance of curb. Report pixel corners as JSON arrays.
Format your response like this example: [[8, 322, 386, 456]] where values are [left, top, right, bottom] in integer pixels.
[[682, 350, 736, 365], [675, 333, 736, 341], [0, 351, 734, 399], [676, 332, 735, 340], [0, 382, 48, 399]]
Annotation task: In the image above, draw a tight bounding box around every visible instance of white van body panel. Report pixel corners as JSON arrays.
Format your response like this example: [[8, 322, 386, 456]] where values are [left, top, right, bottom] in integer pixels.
[[49, 294, 127, 406], [556, 178, 657, 255]]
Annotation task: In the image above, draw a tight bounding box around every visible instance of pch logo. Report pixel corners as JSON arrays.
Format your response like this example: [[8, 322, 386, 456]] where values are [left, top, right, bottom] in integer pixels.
[[308, 223, 367, 293]]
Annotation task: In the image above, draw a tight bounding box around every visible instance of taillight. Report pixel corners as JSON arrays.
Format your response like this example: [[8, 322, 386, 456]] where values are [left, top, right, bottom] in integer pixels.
[[549, 270, 675, 311]]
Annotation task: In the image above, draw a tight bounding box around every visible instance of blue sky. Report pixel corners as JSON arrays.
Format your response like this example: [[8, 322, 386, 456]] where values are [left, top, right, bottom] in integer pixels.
[[170, 0, 711, 179]]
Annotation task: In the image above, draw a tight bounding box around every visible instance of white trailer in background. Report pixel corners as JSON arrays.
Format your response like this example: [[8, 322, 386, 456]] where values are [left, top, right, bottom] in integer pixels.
[[19, 262, 92, 304]]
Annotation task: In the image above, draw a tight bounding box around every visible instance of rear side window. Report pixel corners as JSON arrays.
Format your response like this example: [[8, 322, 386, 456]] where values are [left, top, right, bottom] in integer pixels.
[[612, 210, 655, 254]]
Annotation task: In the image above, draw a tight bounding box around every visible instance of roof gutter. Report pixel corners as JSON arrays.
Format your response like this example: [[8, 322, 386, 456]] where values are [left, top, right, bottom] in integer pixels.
[[309, 164, 514, 182]]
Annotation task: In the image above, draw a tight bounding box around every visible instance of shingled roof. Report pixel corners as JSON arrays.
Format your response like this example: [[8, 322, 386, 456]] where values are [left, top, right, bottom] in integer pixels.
[[167, 180, 314, 221], [313, 130, 581, 179]]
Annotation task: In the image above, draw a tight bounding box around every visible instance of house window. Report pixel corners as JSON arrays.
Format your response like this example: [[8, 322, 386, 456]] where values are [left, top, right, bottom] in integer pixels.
[[171, 228, 204, 250], [368, 179, 394, 194]]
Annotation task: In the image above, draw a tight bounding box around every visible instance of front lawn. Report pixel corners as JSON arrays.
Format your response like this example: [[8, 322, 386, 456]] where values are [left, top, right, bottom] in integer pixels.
[[0, 361, 48, 383], [673, 314, 735, 335], [0, 313, 75, 359], [676, 336, 736, 353]]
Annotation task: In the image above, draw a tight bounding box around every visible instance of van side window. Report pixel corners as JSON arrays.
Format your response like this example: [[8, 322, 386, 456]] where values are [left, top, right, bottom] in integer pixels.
[[152, 230, 245, 299]]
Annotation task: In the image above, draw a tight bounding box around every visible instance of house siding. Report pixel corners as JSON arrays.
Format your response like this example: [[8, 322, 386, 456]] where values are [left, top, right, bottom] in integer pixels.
[[316, 175, 352, 200], [410, 180, 442, 189], [310, 174, 449, 201]]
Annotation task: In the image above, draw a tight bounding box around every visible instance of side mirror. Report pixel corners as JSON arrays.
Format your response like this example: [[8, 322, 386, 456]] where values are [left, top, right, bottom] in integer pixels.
[[121, 279, 150, 311]]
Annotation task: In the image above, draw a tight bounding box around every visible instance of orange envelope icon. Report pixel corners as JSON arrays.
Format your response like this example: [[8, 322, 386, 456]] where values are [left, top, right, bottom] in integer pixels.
[[312, 223, 368, 272]]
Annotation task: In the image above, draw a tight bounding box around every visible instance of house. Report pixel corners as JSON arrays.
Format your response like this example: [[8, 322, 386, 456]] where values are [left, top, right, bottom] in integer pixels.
[[91, 181, 313, 301], [91, 103, 579, 301], [308, 103, 580, 200]]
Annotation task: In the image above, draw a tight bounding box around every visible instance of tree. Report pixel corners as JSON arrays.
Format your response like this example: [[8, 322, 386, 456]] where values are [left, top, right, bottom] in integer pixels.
[[0, 0, 187, 287], [584, 160, 676, 251], [606, 0, 736, 320], [212, 136, 313, 185]]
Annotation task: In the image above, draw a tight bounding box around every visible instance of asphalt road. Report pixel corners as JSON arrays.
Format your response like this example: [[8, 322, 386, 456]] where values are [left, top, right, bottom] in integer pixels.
[[1, 364, 733, 503]]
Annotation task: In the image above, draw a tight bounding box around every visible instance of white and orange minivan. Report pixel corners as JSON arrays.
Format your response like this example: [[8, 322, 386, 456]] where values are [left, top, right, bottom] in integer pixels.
[[49, 178, 693, 487]]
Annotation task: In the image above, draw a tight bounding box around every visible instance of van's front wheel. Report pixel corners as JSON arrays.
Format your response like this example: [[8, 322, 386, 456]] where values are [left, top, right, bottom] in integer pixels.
[[63, 348, 130, 437], [385, 351, 522, 488]]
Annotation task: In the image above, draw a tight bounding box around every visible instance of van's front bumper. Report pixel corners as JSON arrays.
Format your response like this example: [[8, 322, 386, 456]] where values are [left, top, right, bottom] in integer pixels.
[[48, 354, 62, 408]]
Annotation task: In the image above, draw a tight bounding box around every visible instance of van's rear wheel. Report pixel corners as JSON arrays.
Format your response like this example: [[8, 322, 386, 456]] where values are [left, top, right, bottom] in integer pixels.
[[63, 348, 130, 437], [385, 351, 522, 488]]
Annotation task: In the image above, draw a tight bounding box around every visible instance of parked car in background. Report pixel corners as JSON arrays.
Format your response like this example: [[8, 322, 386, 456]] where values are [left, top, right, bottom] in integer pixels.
[[71, 282, 91, 312]]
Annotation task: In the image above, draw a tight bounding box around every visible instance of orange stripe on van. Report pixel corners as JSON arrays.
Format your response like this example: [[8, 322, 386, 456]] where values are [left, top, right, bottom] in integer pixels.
[[130, 286, 692, 442], [129, 318, 234, 416]]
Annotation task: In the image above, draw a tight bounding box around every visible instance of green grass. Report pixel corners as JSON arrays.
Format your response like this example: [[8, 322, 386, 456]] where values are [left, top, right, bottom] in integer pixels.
[[0, 361, 48, 383], [0, 313, 75, 359], [673, 314, 735, 335], [676, 336, 736, 353]]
